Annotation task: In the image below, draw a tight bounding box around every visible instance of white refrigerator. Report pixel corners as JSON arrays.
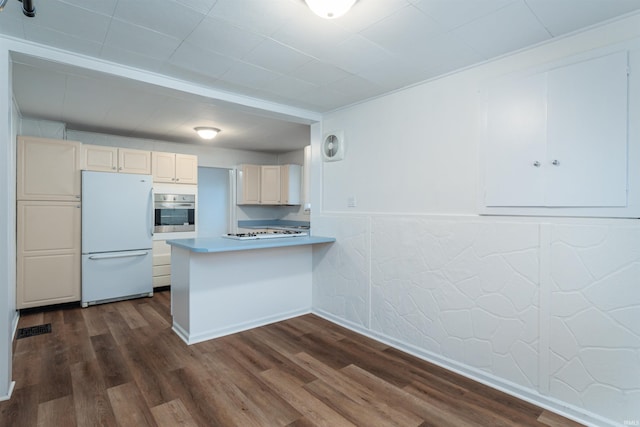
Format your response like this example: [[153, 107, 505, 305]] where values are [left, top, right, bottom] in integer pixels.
[[81, 171, 154, 307]]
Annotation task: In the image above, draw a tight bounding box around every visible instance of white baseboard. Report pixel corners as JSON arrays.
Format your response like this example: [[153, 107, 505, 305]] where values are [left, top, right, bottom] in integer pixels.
[[0, 381, 15, 402], [11, 311, 19, 341], [312, 308, 616, 427], [173, 308, 312, 345]]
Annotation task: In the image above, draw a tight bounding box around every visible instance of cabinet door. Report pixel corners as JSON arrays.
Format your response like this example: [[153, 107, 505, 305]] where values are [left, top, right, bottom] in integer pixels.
[[152, 152, 176, 183], [240, 164, 261, 204], [175, 154, 198, 184], [261, 165, 281, 205], [119, 148, 152, 174], [545, 52, 628, 207], [280, 164, 302, 205], [17, 201, 81, 308], [17, 136, 81, 201], [83, 145, 118, 172], [484, 73, 547, 207], [152, 240, 171, 288]]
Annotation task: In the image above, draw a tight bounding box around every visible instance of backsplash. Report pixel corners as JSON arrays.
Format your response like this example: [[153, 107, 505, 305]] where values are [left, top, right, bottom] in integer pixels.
[[312, 214, 640, 426]]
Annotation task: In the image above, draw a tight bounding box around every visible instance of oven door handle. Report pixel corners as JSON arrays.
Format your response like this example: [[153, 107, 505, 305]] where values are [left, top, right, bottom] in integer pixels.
[[149, 188, 154, 237], [155, 203, 195, 208]]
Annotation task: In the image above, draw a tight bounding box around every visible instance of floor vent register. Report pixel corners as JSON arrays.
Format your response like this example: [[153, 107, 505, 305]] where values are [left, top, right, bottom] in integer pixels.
[[16, 323, 52, 339]]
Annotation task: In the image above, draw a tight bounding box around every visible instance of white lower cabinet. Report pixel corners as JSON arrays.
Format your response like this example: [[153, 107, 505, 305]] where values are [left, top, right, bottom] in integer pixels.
[[17, 201, 81, 309], [152, 240, 171, 288]]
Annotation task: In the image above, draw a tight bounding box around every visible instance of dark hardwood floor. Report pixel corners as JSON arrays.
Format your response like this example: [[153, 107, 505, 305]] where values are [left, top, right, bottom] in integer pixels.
[[0, 290, 584, 426]]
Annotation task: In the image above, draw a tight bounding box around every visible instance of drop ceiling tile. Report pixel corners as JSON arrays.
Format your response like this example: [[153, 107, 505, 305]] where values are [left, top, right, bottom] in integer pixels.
[[58, 0, 119, 16], [525, 0, 640, 36], [104, 19, 182, 60], [219, 61, 283, 90], [262, 76, 319, 100], [0, 5, 25, 38], [291, 60, 352, 86], [411, 0, 516, 30], [329, 75, 388, 100], [297, 85, 364, 111], [450, 1, 551, 59], [402, 31, 485, 75], [113, 0, 205, 39], [173, 0, 218, 15], [243, 39, 315, 74], [332, 0, 413, 33], [185, 16, 267, 59], [99, 45, 167, 73], [167, 42, 237, 77], [318, 35, 394, 76], [208, 0, 299, 36], [359, 5, 447, 56], [23, 25, 103, 57], [23, 0, 111, 43], [355, 54, 434, 91], [334, 0, 411, 33], [271, 11, 354, 60]]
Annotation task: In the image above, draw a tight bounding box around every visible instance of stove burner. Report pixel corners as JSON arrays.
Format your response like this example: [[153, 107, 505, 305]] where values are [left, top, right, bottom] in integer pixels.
[[222, 229, 308, 240]]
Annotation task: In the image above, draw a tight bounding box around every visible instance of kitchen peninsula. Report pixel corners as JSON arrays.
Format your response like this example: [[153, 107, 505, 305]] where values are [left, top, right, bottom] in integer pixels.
[[166, 235, 335, 344]]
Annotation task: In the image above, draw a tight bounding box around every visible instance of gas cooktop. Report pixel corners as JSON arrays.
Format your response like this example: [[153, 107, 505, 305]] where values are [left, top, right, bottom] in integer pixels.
[[222, 230, 308, 240]]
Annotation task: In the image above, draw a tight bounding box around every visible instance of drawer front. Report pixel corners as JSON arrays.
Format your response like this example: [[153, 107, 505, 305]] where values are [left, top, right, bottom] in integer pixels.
[[153, 265, 171, 277]]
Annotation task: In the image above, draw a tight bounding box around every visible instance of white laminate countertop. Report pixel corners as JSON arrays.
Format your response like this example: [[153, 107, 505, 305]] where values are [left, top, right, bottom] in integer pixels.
[[166, 235, 336, 253]]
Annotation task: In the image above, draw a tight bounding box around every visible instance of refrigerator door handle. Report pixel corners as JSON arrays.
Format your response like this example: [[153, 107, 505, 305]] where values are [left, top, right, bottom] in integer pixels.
[[88, 251, 149, 260], [149, 188, 154, 237]]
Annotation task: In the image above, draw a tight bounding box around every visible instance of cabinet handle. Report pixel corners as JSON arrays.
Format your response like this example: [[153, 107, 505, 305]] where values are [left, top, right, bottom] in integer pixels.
[[75, 195, 81, 198], [533, 161, 540, 167], [118, 167, 122, 171], [551, 159, 560, 166], [112, 166, 116, 170], [176, 178, 180, 182]]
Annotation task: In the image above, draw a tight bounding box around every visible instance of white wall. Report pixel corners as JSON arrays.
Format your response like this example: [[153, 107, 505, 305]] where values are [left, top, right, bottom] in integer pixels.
[[197, 167, 230, 237], [312, 14, 640, 427], [66, 129, 277, 168]]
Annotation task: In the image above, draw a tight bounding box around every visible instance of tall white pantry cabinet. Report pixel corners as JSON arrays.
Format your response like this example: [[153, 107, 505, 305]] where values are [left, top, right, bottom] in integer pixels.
[[16, 136, 82, 309]]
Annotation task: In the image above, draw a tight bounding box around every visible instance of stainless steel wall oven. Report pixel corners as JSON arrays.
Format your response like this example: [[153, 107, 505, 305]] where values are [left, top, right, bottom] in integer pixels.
[[154, 193, 195, 233]]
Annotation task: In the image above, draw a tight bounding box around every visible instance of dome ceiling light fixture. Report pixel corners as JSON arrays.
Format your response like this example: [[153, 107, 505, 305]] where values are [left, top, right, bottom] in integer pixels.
[[304, 0, 357, 19], [194, 127, 221, 140]]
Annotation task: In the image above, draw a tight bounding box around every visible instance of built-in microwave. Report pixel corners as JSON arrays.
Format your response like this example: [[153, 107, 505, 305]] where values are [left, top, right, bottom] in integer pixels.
[[154, 193, 195, 233]]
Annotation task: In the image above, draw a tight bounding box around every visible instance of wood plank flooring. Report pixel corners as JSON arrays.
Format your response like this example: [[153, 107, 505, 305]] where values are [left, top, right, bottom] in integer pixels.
[[0, 290, 584, 426]]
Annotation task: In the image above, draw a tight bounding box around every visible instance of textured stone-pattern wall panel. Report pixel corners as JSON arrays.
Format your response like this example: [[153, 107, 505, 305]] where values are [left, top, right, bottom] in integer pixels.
[[549, 225, 640, 424], [370, 217, 540, 388], [313, 215, 370, 327]]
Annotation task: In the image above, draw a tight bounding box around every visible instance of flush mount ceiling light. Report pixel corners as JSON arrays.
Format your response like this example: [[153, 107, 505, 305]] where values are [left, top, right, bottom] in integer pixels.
[[305, 0, 357, 19], [194, 127, 220, 140]]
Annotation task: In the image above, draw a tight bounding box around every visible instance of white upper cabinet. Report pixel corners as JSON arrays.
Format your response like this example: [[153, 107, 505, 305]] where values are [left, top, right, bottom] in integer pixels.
[[281, 164, 302, 205], [260, 165, 281, 205], [152, 152, 198, 184], [17, 136, 81, 201], [83, 145, 151, 175], [484, 51, 628, 209], [544, 53, 628, 207], [237, 164, 302, 205], [237, 164, 261, 205]]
